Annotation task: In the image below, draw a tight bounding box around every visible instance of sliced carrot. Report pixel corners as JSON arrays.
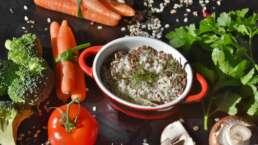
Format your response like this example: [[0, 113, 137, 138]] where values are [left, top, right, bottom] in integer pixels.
[[50, 22, 70, 101], [100, 0, 135, 17], [34, 0, 121, 26], [57, 20, 76, 95]]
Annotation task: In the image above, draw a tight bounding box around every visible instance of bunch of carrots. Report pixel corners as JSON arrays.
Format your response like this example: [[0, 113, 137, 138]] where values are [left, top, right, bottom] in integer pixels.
[[34, 0, 135, 26], [50, 20, 87, 102]]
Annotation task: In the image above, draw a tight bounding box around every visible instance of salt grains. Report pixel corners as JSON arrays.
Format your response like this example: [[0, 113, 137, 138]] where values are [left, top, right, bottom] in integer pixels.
[[23, 5, 28, 11], [47, 17, 51, 23], [97, 26, 103, 30], [9, 8, 14, 14], [24, 16, 29, 21]]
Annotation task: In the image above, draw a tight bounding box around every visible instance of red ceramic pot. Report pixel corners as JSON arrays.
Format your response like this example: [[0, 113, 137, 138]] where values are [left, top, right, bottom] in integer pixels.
[[79, 37, 208, 120]]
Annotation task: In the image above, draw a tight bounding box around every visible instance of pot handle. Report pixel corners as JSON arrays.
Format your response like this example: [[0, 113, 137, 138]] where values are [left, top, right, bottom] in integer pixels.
[[184, 73, 208, 103], [79, 45, 102, 78]]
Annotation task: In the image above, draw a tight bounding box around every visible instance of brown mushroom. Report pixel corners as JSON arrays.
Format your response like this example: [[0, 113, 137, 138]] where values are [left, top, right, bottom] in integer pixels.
[[209, 116, 252, 145]]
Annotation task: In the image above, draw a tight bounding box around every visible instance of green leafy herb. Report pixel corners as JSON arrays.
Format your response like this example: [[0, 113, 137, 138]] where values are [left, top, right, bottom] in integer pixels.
[[131, 66, 158, 86], [166, 24, 198, 53], [215, 92, 242, 115], [166, 8, 258, 130], [55, 42, 90, 63]]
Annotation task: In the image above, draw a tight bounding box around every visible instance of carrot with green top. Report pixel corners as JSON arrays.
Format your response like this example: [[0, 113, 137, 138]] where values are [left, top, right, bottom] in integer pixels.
[[34, 0, 122, 26], [62, 21, 87, 102], [50, 22, 70, 101], [57, 20, 76, 95]]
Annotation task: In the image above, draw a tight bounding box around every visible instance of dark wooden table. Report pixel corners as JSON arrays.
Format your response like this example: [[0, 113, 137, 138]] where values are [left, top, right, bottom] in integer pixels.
[[0, 0, 257, 145]]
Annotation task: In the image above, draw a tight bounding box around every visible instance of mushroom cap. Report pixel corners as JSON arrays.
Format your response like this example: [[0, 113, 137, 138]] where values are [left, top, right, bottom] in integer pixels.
[[161, 121, 196, 145], [209, 116, 252, 145]]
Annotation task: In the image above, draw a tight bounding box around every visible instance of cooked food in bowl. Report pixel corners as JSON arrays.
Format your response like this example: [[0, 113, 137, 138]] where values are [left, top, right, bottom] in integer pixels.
[[101, 45, 187, 106]]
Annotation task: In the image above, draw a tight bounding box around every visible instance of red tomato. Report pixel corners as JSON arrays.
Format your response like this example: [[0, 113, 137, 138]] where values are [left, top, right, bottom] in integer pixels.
[[48, 104, 98, 145]]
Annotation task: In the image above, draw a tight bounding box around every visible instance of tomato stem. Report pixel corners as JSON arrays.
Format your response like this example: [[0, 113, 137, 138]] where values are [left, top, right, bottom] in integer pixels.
[[74, 100, 80, 124], [64, 98, 81, 133]]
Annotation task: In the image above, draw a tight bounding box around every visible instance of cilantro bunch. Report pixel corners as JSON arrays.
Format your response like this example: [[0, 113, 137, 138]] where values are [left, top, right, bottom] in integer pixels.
[[166, 8, 258, 130]]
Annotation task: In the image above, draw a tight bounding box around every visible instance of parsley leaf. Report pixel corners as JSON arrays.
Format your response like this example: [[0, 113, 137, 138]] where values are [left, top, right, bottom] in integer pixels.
[[247, 101, 258, 116], [215, 92, 242, 115], [166, 8, 258, 130], [217, 12, 231, 27], [166, 24, 198, 53]]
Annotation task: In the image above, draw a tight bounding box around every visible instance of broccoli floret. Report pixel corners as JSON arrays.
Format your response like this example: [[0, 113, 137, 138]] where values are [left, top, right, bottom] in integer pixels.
[[8, 67, 53, 106], [0, 60, 19, 96], [0, 101, 32, 145], [5, 33, 46, 74]]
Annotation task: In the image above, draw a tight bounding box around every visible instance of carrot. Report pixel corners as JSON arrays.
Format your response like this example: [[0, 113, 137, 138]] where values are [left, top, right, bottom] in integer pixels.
[[50, 22, 70, 101], [57, 20, 76, 95], [34, 0, 121, 26], [34, 0, 78, 16], [71, 63, 87, 102], [100, 0, 135, 17], [81, 0, 121, 21], [57, 20, 87, 101], [81, 7, 119, 26], [61, 21, 87, 102], [50, 22, 61, 58]]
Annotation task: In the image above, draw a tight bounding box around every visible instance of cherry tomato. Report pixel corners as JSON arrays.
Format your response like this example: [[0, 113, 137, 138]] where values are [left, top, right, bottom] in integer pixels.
[[48, 104, 98, 145]]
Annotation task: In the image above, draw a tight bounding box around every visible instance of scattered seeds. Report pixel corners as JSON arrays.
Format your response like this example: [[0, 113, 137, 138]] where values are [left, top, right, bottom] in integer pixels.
[[92, 106, 97, 112], [217, 0, 221, 6], [164, 24, 170, 29], [24, 16, 29, 21], [9, 8, 14, 14], [193, 11, 198, 16], [170, 9, 176, 15], [23, 5, 28, 11], [127, 16, 164, 39], [183, 17, 188, 23], [142, 138, 149, 145], [47, 17, 51, 23], [193, 125, 199, 131], [97, 26, 103, 30], [121, 27, 126, 32], [29, 20, 35, 24]]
